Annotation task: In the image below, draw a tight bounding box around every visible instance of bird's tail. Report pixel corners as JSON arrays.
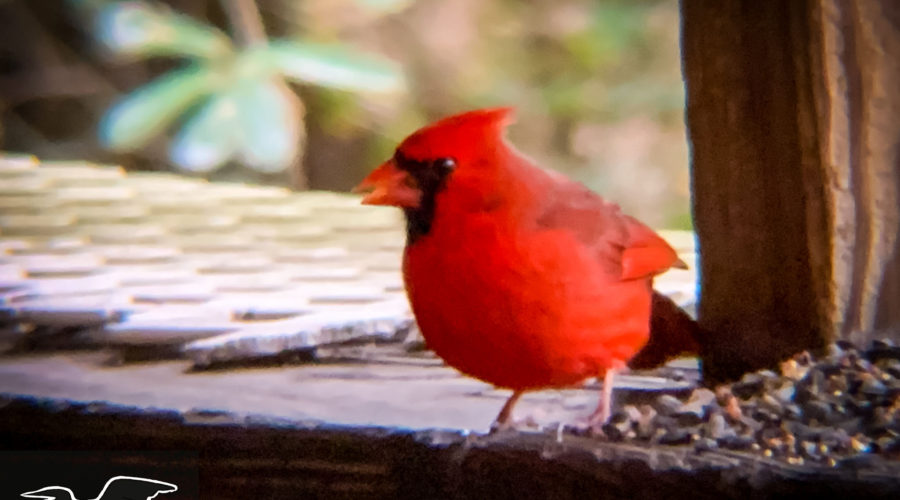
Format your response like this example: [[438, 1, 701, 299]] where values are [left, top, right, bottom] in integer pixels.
[[628, 291, 703, 369]]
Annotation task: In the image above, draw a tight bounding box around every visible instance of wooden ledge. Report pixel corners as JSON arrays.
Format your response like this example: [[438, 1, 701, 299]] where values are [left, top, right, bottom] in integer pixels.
[[2, 395, 899, 499]]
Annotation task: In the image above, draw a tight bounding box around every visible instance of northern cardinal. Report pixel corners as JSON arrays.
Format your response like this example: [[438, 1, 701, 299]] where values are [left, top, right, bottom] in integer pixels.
[[355, 108, 686, 429]]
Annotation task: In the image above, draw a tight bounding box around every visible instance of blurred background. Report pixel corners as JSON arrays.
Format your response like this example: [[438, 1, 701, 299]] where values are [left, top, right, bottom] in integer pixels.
[[0, 0, 689, 228]]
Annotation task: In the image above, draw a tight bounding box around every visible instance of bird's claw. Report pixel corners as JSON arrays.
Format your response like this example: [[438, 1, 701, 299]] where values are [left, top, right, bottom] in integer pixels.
[[489, 415, 541, 434], [561, 414, 610, 439]]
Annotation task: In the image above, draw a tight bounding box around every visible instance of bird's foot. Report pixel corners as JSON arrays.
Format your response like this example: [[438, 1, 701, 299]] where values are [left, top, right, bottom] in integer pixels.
[[488, 414, 541, 434], [570, 408, 639, 441], [558, 414, 608, 438], [574, 365, 620, 438]]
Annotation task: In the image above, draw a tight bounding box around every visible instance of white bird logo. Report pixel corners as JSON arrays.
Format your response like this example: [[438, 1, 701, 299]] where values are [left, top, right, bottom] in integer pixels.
[[20, 475, 177, 500]]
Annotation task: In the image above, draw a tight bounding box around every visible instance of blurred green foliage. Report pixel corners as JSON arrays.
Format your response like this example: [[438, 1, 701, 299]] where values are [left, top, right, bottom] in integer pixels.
[[91, 1, 402, 174], [9, 0, 691, 227]]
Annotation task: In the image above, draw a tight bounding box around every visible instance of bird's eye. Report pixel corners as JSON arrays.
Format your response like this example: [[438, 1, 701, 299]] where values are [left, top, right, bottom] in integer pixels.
[[436, 157, 456, 171]]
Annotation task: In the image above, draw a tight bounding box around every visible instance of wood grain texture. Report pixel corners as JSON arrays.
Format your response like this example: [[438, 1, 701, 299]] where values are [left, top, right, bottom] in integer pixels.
[[682, 0, 900, 381], [3, 394, 899, 500]]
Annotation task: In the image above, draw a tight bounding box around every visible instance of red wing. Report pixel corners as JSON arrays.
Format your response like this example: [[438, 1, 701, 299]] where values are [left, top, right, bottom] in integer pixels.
[[534, 175, 681, 281]]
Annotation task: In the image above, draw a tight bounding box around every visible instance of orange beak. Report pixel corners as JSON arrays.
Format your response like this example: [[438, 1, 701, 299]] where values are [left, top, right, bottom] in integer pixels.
[[353, 159, 421, 207]]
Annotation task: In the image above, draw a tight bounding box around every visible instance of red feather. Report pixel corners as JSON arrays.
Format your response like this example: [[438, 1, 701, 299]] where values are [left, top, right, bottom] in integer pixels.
[[356, 108, 685, 429]]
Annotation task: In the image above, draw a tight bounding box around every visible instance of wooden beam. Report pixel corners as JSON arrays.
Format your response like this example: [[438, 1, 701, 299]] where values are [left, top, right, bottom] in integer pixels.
[[682, 0, 900, 381]]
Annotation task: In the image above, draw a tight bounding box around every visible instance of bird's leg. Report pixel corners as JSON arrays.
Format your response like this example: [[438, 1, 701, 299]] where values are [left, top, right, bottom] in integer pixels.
[[589, 366, 619, 428], [490, 390, 524, 432]]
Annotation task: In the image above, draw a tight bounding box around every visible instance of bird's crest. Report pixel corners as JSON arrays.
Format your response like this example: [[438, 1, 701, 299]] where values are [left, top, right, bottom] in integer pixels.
[[397, 107, 516, 163]]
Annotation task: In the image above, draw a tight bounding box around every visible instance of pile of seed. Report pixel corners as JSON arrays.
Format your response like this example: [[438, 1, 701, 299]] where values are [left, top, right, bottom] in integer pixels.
[[596, 341, 900, 465]]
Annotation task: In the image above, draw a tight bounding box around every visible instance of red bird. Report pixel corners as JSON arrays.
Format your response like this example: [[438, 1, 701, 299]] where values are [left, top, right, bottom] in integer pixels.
[[355, 108, 685, 429]]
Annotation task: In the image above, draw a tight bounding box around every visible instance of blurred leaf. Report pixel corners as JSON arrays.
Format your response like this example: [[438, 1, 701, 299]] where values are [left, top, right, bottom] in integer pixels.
[[667, 211, 694, 231], [541, 78, 586, 118], [232, 78, 304, 172], [232, 45, 281, 81], [100, 64, 219, 150], [565, 3, 646, 73], [172, 76, 304, 173], [264, 40, 403, 93], [353, 0, 414, 14], [591, 3, 645, 54], [97, 1, 231, 60], [170, 91, 239, 172]]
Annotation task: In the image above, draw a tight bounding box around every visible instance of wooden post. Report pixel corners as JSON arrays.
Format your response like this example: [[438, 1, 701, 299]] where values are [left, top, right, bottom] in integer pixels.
[[681, 0, 900, 382]]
